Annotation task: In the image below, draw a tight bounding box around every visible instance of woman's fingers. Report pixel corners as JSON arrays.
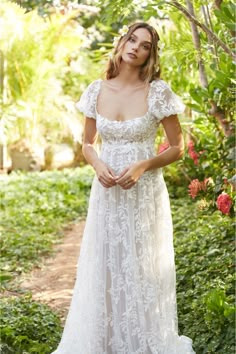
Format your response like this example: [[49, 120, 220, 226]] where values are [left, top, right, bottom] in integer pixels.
[[122, 181, 135, 190], [115, 167, 129, 182], [98, 170, 116, 188], [108, 167, 117, 178]]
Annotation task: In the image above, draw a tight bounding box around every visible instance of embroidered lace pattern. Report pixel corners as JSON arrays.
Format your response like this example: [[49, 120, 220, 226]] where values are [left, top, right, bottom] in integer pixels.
[[52, 80, 195, 354]]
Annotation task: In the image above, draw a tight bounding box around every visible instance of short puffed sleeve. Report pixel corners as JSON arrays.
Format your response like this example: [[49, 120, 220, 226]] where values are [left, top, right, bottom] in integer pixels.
[[149, 80, 185, 121], [75, 79, 101, 119]]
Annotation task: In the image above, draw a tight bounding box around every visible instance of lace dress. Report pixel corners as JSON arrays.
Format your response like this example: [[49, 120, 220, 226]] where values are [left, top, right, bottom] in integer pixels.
[[52, 79, 195, 354]]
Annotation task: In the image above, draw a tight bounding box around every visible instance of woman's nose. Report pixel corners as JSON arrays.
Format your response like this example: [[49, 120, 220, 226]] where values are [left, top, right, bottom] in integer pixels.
[[132, 43, 138, 51]]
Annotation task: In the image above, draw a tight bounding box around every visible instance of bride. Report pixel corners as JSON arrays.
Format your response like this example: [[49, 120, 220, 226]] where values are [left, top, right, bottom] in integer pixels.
[[52, 22, 195, 354]]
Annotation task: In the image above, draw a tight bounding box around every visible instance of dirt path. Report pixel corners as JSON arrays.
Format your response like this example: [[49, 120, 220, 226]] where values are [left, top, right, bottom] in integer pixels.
[[21, 221, 85, 321]]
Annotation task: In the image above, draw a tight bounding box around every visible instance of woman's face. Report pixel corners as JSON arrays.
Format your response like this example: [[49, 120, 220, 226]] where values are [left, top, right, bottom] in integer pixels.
[[121, 28, 152, 67]]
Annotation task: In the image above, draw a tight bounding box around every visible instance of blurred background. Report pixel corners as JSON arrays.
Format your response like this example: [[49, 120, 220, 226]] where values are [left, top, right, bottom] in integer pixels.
[[0, 1, 235, 353], [0, 0, 234, 175]]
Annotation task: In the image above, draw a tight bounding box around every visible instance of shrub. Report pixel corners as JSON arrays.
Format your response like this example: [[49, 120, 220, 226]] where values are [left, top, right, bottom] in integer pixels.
[[173, 197, 235, 353], [0, 295, 62, 354]]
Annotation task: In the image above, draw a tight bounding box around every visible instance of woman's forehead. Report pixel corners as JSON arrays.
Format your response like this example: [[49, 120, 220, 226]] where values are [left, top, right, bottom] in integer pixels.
[[131, 28, 152, 43]]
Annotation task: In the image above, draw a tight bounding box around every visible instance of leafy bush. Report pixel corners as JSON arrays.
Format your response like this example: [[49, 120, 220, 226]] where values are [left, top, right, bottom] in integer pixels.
[[172, 197, 235, 354], [0, 294, 62, 354], [163, 112, 235, 219], [0, 166, 94, 286]]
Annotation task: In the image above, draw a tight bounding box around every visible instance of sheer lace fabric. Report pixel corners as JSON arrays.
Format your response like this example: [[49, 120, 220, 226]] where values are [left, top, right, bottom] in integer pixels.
[[52, 80, 195, 354]]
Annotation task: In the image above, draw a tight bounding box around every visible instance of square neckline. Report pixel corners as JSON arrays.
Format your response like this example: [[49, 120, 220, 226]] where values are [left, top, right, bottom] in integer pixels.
[[95, 79, 154, 123]]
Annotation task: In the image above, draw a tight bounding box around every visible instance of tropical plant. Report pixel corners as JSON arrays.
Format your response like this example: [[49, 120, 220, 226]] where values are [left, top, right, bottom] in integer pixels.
[[0, 0, 100, 150]]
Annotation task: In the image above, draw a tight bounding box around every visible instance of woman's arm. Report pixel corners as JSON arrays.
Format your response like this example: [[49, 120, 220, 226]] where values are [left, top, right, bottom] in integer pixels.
[[142, 114, 184, 171], [82, 117, 116, 188], [115, 115, 184, 189]]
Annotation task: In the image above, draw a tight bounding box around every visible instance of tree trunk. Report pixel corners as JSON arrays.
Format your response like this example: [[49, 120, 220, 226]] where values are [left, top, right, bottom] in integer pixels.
[[186, 0, 208, 88], [214, 0, 223, 10], [185, 0, 231, 136], [201, 5, 219, 68], [168, 1, 235, 60]]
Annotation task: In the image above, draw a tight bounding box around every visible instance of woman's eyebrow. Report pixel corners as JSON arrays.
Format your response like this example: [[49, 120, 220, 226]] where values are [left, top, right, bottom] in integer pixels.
[[131, 34, 152, 45]]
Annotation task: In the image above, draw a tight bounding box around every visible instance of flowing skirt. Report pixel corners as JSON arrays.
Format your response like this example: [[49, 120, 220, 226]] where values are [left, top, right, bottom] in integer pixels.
[[51, 165, 195, 354]]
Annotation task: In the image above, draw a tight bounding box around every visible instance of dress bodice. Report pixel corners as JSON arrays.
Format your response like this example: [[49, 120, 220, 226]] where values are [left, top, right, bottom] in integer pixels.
[[76, 78, 185, 174], [76, 78, 185, 126], [96, 113, 159, 146]]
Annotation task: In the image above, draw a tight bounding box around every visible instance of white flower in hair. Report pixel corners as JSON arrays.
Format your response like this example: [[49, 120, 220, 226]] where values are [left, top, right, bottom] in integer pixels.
[[109, 25, 129, 59], [118, 25, 129, 37], [112, 36, 120, 48], [158, 42, 165, 55]]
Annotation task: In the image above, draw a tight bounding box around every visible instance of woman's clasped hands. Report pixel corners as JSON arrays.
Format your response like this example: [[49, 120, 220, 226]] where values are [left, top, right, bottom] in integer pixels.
[[94, 160, 146, 190]]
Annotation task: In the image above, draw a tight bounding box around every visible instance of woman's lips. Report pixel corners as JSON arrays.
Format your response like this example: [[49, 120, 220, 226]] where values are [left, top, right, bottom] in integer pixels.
[[127, 53, 137, 59]]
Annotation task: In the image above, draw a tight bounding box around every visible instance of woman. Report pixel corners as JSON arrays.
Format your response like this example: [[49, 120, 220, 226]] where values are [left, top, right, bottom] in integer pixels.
[[52, 22, 195, 353]]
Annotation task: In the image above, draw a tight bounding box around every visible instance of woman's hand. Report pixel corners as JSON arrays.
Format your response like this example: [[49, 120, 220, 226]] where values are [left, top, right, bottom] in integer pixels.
[[94, 160, 117, 188], [115, 161, 146, 190]]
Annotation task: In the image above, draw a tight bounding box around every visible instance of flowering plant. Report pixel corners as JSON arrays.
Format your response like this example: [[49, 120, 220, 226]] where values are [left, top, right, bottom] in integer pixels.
[[188, 177, 214, 200], [216, 192, 233, 215], [118, 25, 129, 37]]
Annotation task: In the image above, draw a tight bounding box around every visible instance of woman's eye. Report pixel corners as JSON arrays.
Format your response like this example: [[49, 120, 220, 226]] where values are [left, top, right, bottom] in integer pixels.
[[129, 37, 135, 43]]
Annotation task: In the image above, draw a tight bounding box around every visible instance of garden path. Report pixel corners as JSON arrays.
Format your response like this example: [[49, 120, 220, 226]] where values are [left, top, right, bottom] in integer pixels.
[[21, 221, 85, 322]]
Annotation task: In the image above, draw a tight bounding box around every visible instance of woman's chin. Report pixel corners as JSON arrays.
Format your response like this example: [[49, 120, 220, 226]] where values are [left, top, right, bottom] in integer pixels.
[[121, 57, 141, 68]]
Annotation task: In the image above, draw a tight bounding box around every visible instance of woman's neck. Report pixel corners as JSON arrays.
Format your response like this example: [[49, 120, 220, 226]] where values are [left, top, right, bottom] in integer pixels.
[[113, 61, 144, 87]]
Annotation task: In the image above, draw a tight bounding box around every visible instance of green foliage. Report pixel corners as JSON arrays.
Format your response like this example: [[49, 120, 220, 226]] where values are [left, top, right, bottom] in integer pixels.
[[0, 294, 62, 354], [0, 0, 98, 146], [0, 167, 234, 353], [0, 166, 94, 286], [173, 197, 235, 353]]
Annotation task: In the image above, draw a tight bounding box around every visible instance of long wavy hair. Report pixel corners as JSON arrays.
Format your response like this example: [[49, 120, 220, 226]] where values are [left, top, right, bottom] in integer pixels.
[[105, 22, 161, 83]]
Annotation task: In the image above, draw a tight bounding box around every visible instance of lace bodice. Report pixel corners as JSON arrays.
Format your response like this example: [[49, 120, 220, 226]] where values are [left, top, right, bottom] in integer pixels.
[[77, 79, 185, 174], [77, 79, 185, 125]]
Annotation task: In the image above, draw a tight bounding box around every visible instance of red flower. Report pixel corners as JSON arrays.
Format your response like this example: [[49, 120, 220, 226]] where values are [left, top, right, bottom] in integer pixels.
[[187, 141, 194, 150], [216, 193, 232, 215], [187, 140, 199, 165], [189, 150, 199, 165], [188, 177, 214, 199], [188, 179, 202, 199], [158, 141, 169, 154]]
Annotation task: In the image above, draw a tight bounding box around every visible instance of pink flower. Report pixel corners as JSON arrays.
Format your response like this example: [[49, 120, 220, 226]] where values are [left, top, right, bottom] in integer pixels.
[[189, 150, 199, 165], [158, 141, 169, 154], [187, 140, 199, 165], [216, 192, 232, 215], [188, 179, 202, 199], [187, 141, 194, 150], [188, 177, 214, 199]]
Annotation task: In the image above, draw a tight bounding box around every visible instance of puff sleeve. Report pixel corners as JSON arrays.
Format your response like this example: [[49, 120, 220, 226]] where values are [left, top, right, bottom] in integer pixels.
[[149, 80, 185, 122], [75, 79, 101, 120]]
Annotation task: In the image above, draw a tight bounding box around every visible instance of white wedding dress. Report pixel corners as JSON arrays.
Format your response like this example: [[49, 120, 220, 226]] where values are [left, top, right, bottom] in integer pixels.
[[52, 79, 195, 354]]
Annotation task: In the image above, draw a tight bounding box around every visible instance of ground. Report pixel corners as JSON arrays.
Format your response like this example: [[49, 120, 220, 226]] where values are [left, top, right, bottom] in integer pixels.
[[21, 221, 85, 323]]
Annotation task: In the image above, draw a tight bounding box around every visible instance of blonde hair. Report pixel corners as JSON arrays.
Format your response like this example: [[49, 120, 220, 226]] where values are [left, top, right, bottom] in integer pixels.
[[106, 22, 161, 83]]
